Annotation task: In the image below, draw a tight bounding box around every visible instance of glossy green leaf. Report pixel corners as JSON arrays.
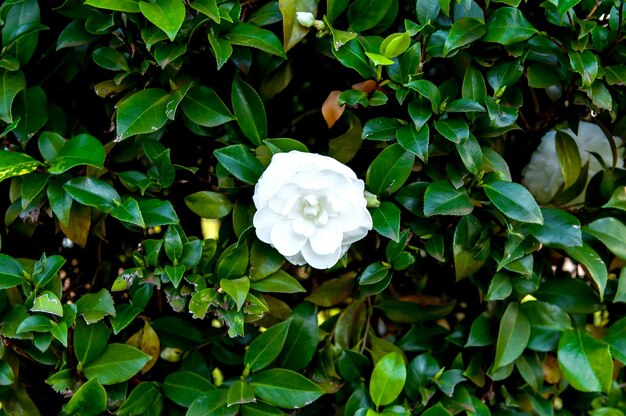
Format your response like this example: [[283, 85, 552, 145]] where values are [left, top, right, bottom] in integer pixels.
[[82, 343, 151, 385], [558, 329, 612, 393], [362, 117, 403, 141], [347, 0, 393, 32], [583, 217, 626, 259], [220, 277, 250, 311], [604, 317, 626, 364], [405, 79, 441, 113], [116, 88, 169, 140], [444, 18, 485, 56], [74, 319, 110, 365], [456, 133, 482, 174], [250, 369, 324, 409], [554, 131, 582, 189], [371, 201, 401, 242], [564, 242, 608, 300], [139, 199, 180, 226], [494, 302, 530, 369], [48, 134, 106, 174], [185, 191, 233, 219], [163, 371, 215, 407], [190, 0, 220, 23], [484, 7, 537, 45], [232, 75, 267, 146], [187, 390, 228, 415], [366, 143, 414, 195], [226, 23, 287, 59], [278, 302, 318, 371], [434, 118, 470, 144], [84, 0, 140, 12], [227, 380, 256, 406], [111, 197, 145, 228], [526, 208, 582, 248], [483, 181, 543, 224], [64, 176, 121, 213], [245, 320, 290, 372], [568, 50, 598, 88], [117, 382, 162, 416], [181, 85, 234, 128], [370, 351, 406, 407], [31, 291, 63, 317], [139, 0, 185, 41], [424, 181, 473, 216], [0, 69, 26, 123], [0, 150, 40, 183], [75, 288, 116, 324], [61, 377, 107, 416], [214, 144, 265, 183], [250, 270, 306, 293], [397, 124, 429, 162]]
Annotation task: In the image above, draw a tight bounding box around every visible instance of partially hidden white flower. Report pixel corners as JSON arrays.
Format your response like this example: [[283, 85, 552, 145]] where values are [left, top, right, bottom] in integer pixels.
[[522, 121, 624, 204], [296, 12, 315, 28], [253, 151, 373, 269]]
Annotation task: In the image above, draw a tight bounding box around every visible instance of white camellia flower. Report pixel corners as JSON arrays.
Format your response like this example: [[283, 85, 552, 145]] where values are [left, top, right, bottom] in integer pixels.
[[253, 151, 373, 269], [522, 121, 624, 204]]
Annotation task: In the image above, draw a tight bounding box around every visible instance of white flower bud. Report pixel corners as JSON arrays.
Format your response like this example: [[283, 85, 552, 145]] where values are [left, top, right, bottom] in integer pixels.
[[253, 151, 372, 269], [296, 12, 315, 28]]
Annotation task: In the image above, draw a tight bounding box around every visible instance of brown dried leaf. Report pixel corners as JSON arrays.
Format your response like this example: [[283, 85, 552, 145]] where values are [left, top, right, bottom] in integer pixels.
[[59, 205, 91, 248], [352, 80, 378, 93], [322, 90, 345, 129]]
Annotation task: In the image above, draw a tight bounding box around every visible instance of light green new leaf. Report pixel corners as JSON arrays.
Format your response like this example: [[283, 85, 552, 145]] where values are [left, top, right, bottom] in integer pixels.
[[483, 181, 543, 224], [185, 191, 233, 219], [31, 291, 63, 317], [82, 343, 152, 385], [116, 88, 170, 140], [220, 277, 250, 311], [232, 75, 267, 146], [370, 351, 406, 407], [558, 329, 612, 393], [250, 369, 324, 409], [139, 0, 185, 41], [245, 320, 291, 372], [493, 302, 530, 369]]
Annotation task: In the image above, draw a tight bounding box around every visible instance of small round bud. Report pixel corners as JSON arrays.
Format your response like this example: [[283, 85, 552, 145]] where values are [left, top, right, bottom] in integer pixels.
[[296, 12, 315, 28], [364, 191, 380, 208]]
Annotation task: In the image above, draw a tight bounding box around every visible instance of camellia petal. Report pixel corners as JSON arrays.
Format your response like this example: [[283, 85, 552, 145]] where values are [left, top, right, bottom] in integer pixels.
[[252, 151, 372, 269]]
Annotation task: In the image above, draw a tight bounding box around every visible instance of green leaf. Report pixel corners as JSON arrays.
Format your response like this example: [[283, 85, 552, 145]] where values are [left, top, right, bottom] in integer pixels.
[[64, 176, 121, 213], [564, 243, 608, 300], [279, 0, 317, 51], [216, 243, 249, 280], [117, 382, 162, 416], [397, 124, 429, 162], [190, 0, 220, 23], [232, 75, 267, 146], [56, 20, 97, 50], [111, 197, 145, 228], [370, 351, 406, 407], [347, 0, 393, 31], [245, 320, 291, 372], [0, 69, 26, 123], [74, 319, 110, 365], [84, 0, 140, 12], [82, 343, 152, 385], [456, 133, 482, 174], [494, 302, 530, 370], [371, 201, 401, 242], [181, 85, 234, 128], [484, 7, 538, 45], [332, 39, 375, 79], [187, 390, 228, 415], [444, 18, 485, 56], [453, 214, 489, 280], [583, 217, 626, 259], [92, 47, 129, 71], [116, 88, 169, 140], [365, 52, 395, 66], [139, 199, 180, 226], [110, 304, 142, 335], [555, 131, 581, 189], [32, 254, 65, 289], [250, 369, 324, 409], [380, 31, 411, 59], [226, 23, 287, 59], [62, 377, 107, 416], [227, 380, 256, 406], [139, 0, 185, 41], [424, 181, 473, 216], [366, 143, 414, 195], [164, 264, 185, 288], [558, 329, 612, 393], [16, 315, 52, 333], [605, 317, 626, 364], [220, 277, 250, 311], [405, 80, 441, 114], [215, 144, 265, 183], [163, 371, 215, 407], [526, 208, 582, 248], [208, 30, 232, 70], [0, 150, 40, 183], [48, 134, 106, 174], [422, 403, 452, 416], [184, 191, 234, 219], [568, 50, 598, 88], [362, 117, 403, 141], [75, 288, 116, 324], [31, 291, 63, 317], [250, 270, 306, 293], [604, 65, 626, 86], [485, 272, 512, 301], [278, 302, 318, 371], [483, 181, 543, 224]]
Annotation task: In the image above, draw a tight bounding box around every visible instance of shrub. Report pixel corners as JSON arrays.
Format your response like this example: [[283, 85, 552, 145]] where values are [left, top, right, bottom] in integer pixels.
[[1, 0, 626, 414]]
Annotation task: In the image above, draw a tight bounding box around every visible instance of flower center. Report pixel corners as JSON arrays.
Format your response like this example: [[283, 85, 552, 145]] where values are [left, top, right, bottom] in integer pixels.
[[301, 194, 328, 226]]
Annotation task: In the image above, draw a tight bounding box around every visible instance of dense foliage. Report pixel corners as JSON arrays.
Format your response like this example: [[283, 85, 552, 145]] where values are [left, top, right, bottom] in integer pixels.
[[2, 0, 626, 414]]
